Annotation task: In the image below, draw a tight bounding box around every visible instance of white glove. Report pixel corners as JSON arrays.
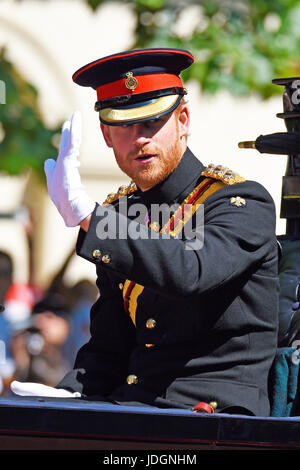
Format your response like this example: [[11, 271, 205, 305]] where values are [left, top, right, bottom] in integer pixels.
[[10, 380, 81, 398], [44, 111, 96, 227]]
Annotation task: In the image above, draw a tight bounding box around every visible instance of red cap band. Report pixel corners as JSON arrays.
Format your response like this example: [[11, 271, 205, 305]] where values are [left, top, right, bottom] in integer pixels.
[[97, 73, 183, 101]]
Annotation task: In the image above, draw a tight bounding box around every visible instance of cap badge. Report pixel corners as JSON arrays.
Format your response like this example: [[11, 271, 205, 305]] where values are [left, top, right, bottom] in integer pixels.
[[230, 196, 246, 207], [125, 72, 138, 91]]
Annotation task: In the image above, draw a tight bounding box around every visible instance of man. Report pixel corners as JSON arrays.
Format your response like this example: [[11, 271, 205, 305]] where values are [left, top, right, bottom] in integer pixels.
[[11, 48, 279, 416]]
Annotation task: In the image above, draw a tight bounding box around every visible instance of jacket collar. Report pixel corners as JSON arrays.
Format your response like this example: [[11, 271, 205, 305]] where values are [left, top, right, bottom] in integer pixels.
[[137, 147, 205, 206]]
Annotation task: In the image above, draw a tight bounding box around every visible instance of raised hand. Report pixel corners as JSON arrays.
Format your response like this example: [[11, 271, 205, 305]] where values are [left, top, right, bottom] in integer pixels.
[[44, 111, 95, 227]]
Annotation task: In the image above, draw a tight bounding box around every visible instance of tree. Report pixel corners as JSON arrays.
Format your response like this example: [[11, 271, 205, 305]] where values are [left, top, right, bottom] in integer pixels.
[[0, 48, 61, 180], [2, 0, 300, 179], [87, 0, 300, 98]]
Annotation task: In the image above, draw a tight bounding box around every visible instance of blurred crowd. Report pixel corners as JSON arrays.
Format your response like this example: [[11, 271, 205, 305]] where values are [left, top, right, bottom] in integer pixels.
[[0, 249, 98, 396]]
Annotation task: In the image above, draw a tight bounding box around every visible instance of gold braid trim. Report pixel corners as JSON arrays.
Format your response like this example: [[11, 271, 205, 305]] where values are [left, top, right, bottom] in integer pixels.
[[103, 163, 244, 206], [201, 164, 245, 185], [121, 176, 226, 326], [102, 182, 138, 206], [102, 162, 244, 206], [161, 178, 224, 238]]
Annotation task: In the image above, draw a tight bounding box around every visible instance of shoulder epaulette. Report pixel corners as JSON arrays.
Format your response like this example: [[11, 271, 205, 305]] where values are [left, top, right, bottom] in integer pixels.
[[201, 163, 245, 185], [102, 182, 138, 206]]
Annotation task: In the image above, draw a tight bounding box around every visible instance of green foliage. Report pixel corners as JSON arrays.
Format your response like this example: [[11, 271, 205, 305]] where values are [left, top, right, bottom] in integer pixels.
[[2, 0, 300, 179], [0, 48, 61, 180], [86, 0, 106, 11], [85, 0, 300, 99]]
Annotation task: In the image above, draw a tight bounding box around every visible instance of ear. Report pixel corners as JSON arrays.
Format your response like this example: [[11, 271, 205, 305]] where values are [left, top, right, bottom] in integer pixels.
[[100, 123, 113, 148], [177, 103, 190, 141]]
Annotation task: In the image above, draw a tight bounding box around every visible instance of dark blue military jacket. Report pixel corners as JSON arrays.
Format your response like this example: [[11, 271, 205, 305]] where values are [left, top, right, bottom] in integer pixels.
[[57, 148, 279, 416]]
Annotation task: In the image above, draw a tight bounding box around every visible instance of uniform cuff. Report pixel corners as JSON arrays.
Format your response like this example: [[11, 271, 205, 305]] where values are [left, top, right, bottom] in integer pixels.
[[76, 202, 135, 277]]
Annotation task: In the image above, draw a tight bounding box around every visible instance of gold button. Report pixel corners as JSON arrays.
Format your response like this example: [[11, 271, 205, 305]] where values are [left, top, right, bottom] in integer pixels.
[[92, 249, 101, 259], [145, 344, 154, 348], [126, 374, 138, 385], [119, 283, 124, 290], [102, 254, 111, 264], [146, 318, 156, 329]]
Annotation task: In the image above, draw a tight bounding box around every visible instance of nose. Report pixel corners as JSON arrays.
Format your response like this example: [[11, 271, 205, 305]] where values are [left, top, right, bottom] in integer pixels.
[[131, 123, 151, 147]]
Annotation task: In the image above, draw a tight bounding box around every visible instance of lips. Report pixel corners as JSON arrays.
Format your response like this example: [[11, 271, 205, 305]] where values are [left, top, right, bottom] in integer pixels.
[[135, 154, 157, 163]]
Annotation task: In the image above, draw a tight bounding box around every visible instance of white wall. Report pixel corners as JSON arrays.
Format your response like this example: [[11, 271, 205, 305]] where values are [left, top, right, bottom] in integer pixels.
[[0, 0, 288, 287]]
